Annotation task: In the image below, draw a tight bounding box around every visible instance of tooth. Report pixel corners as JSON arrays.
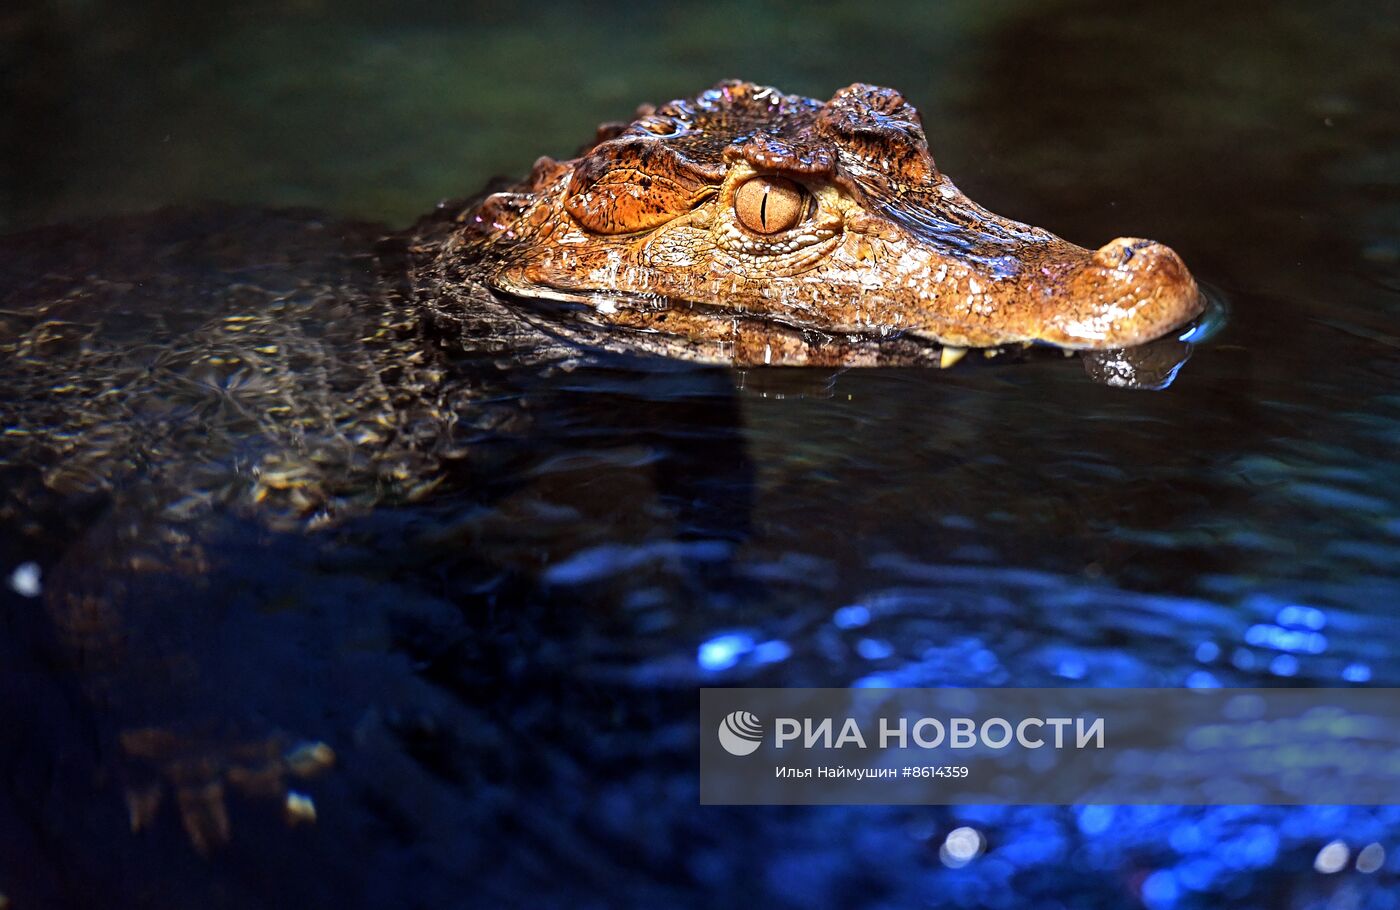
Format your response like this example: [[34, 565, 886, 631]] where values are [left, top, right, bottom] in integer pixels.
[[940, 346, 967, 369]]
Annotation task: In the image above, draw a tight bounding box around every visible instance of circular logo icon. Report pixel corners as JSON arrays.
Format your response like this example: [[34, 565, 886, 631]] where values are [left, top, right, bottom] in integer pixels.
[[717, 710, 764, 756]]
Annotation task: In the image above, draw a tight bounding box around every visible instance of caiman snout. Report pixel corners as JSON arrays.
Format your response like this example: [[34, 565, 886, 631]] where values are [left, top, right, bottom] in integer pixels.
[[1039, 237, 1203, 350]]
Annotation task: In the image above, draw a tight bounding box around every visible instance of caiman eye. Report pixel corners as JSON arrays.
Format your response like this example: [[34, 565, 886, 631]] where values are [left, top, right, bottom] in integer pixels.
[[734, 176, 806, 234]]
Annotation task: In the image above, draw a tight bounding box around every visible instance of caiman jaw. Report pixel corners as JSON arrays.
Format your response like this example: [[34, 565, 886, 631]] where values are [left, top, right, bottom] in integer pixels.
[[895, 233, 1204, 352]]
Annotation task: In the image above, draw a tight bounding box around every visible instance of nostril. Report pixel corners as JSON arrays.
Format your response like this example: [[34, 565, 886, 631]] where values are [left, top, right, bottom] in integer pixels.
[[1092, 237, 1184, 277]]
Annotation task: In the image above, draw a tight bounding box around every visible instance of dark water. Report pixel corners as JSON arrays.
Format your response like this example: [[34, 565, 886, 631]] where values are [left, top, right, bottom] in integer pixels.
[[2, 1, 1400, 908]]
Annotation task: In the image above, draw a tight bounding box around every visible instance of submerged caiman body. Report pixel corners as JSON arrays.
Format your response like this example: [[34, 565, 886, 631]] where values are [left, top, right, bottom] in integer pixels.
[[0, 81, 1204, 862]]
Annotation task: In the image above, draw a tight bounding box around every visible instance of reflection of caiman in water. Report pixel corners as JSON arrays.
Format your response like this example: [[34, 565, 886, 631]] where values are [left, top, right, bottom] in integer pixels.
[[0, 81, 1207, 896]]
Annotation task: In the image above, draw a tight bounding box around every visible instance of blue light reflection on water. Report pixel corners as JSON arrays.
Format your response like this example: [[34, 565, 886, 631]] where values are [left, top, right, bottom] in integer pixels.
[[679, 546, 1400, 906], [698, 633, 754, 672]]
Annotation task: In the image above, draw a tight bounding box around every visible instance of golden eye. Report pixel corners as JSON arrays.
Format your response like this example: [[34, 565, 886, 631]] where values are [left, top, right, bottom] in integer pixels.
[[734, 176, 806, 235]]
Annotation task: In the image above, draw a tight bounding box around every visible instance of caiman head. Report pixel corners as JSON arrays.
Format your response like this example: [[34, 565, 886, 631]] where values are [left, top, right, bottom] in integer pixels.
[[451, 80, 1203, 367]]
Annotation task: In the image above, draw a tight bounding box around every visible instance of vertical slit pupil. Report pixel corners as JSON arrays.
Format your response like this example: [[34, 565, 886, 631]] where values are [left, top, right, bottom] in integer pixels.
[[759, 187, 768, 230]]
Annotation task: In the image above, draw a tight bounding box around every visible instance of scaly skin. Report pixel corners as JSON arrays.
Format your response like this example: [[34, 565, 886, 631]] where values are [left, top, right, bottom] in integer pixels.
[[446, 80, 1202, 358]]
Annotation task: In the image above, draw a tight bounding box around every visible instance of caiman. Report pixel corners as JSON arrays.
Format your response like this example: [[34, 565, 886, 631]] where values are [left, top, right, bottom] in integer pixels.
[[2, 79, 1206, 526], [0, 81, 1205, 863]]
